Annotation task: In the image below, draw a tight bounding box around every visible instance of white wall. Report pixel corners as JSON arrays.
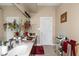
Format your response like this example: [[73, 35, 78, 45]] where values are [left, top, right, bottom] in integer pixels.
[[2, 5, 26, 21], [0, 8, 4, 41], [56, 4, 79, 43], [30, 6, 56, 44]]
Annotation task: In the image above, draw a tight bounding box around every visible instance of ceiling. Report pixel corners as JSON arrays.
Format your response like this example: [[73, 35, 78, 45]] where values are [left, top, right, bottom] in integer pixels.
[[0, 3, 12, 6], [23, 3, 38, 13], [0, 3, 61, 12], [37, 3, 61, 6], [0, 3, 61, 16], [23, 3, 61, 13]]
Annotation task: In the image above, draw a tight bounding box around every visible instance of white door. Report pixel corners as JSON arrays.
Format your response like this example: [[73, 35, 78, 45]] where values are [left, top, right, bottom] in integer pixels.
[[40, 17, 53, 45]]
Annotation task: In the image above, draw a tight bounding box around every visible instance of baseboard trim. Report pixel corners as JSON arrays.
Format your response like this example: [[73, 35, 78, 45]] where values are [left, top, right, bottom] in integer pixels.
[[36, 44, 56, 46]]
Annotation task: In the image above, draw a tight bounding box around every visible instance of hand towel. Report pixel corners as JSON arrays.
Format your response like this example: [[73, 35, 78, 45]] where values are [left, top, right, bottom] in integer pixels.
[[70, 40, 76, 56], [62, 41, 68, 53]]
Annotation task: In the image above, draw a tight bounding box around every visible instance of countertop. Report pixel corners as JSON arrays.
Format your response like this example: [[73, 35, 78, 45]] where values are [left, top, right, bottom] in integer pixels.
[[6, 38, 36, 56]]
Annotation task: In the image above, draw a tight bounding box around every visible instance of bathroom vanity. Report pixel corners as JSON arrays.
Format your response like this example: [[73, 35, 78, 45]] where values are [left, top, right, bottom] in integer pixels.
[[0, 36, 36, 56], [7, 38, 36, 56]]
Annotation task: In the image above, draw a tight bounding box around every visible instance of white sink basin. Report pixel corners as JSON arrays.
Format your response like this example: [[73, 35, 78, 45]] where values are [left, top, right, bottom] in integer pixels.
[[6, 38, 36, 56], [7, 41, 34, 56], [7, 44, 28, 56]]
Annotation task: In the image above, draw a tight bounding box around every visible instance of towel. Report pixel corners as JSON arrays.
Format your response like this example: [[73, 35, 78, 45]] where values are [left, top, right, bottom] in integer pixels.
[[70, 40, 76, 56], [62, 41, 68, 53]]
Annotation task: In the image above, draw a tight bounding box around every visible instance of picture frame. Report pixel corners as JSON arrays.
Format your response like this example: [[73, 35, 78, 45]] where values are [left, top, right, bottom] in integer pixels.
[[60, 12, 67, 23]]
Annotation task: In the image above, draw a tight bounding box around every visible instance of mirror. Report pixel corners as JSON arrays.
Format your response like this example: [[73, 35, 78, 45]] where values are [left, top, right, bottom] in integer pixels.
[[0, 3, 30, 42]]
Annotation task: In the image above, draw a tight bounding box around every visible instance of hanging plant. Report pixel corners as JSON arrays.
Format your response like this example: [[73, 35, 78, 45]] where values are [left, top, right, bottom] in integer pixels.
[[8, 23, 13, 30], [3, 20, 19, 31]]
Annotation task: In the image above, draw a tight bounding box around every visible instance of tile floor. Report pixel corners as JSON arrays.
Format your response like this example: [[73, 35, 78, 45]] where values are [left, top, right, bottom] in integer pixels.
[[34, 45, 57, 56], [43, 45, 57, 56]]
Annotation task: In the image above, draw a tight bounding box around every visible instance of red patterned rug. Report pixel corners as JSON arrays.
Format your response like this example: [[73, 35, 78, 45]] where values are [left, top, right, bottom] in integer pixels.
[[31, 46, 44, 55]]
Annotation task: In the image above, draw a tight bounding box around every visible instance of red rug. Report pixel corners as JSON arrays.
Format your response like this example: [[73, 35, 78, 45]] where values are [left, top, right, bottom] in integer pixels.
[[31, 46, 44, 55]]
